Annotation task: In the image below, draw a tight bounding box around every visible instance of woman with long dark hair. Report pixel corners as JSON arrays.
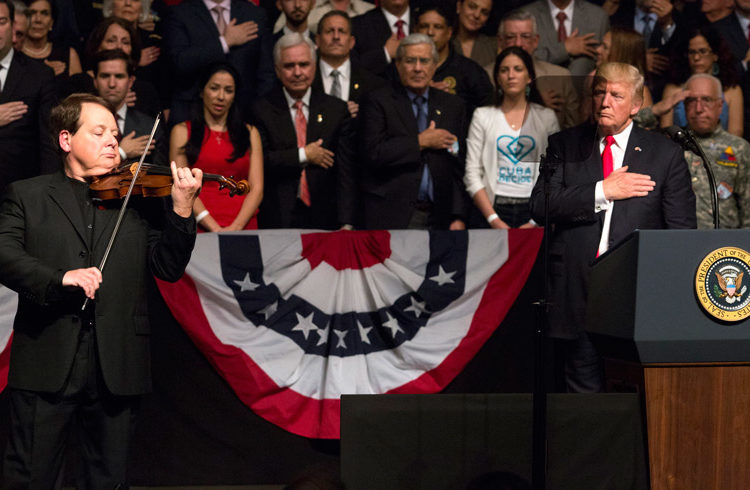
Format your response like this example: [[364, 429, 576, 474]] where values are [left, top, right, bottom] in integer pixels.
[[169, 63, 263, 232], [661, 25, 743, 136], [464, 47, 559, 229]]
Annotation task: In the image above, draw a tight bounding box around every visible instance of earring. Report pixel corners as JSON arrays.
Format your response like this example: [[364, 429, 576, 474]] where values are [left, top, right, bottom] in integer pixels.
[[525, 85, 531, 98], [712, 62, 720, 76], [496, 86, 503, 97]]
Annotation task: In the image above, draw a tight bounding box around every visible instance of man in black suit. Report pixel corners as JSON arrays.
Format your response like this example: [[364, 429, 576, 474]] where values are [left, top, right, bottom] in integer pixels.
[[313, 10, 384, 119], [273, 0, 316, 43], [530, 62, 696, 393], [0, 93, 201, 489], [93, 49, 168, 166], [0, 0, 56, 191], [351, 0, 412, 77], [252, 32, 355, 229], [163, 0, 275, 123], [359, 33, 469, 230]]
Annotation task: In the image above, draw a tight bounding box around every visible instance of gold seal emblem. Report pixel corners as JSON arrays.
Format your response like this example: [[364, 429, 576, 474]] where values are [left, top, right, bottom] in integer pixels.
[[695, 247, 750, 322]]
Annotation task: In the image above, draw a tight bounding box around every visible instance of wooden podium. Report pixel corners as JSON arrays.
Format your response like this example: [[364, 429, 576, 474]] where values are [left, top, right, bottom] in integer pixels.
[[586, 230, 750, 490]]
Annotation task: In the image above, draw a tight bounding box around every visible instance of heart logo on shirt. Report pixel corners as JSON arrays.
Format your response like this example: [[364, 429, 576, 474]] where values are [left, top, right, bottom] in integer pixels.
[[497, 135, 536, 164]]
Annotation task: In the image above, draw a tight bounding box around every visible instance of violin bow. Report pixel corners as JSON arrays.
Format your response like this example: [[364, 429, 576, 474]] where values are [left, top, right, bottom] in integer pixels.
[[82, 113, 162, 311]]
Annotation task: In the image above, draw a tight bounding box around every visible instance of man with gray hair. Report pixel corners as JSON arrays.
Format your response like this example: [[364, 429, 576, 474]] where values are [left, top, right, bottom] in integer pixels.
[[359, 33, 469, 229], [684, 73, 750, 229], [495, 9, 580, 128], [252, 32, 355, 229]]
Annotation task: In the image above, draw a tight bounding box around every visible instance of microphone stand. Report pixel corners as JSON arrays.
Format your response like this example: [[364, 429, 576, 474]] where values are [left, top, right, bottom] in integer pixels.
[[532, 152, 555, 490]]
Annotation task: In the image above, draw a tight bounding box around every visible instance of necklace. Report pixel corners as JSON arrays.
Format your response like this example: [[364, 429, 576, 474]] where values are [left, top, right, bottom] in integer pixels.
[[22, 42, 51, 57]]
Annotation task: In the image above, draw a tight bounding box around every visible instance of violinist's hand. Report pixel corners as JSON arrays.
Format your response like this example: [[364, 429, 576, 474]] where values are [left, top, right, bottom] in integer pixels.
[[62, 267, 102, 300], [171, 161, 203, 218]]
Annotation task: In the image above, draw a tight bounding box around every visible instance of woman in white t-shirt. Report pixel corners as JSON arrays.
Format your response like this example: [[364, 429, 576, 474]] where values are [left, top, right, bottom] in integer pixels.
[[464, 46, 559, 229]]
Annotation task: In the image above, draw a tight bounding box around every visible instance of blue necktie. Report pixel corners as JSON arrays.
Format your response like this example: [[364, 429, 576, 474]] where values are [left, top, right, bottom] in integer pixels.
[[414, 96, 434, 202]]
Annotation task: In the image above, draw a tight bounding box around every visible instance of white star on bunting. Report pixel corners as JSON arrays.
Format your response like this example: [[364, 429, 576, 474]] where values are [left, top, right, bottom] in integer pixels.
[[357, 320, 372, 344], [404, 296, 427, 317], [292, 312, 317, 340], [233, 273, 259, 292], [382, 312, 403, 338], [430, 265, 456, 286]]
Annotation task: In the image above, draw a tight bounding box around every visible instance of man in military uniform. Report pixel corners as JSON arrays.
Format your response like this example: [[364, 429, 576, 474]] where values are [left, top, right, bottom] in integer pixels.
[[684, 74, 750, 229]]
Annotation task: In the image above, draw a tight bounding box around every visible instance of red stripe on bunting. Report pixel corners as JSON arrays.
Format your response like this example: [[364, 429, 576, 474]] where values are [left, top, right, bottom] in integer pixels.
[[0, 332, 12, 392], [157, 229, 543, 439]]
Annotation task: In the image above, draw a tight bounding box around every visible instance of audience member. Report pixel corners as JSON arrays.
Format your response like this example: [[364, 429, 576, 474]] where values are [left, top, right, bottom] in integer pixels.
[[11, 1, 26, 50], [172, 62, 263, 231], [0, 0, 57, 190], [529, 62, 696, 392], [702, 0, 734, 23], [661, 25, 743, 136], [274, 0, 373, 34], [313, 10, 384, 118], [359, 33, 468, 230], [465, 46, 559, 229], [683, 73, 749, 228], [451, 0, 495, 68], [523, 0, 609, 86], [273, 0, 316, 42], [415, 5, 492, 117], [496, 8, 580, 128], [252, 33, 355, 229], [21, 0, 82, 82], [164, 0, 275, 123], [93, 49, 167, 166], [351, 0, 411, 77]]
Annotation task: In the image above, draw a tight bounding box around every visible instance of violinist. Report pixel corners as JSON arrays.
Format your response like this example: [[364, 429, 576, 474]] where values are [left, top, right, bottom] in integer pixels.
[[0, 93, 202, 489]]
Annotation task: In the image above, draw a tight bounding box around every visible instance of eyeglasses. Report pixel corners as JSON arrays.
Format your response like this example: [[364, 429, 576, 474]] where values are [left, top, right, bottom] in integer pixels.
[[687, 48, 713, 58], [685, 96, 720, 107]]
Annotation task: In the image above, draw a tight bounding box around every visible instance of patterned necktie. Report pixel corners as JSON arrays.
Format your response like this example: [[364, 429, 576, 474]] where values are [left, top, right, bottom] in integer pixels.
[[395, 20, 406, 40], [414, 96, 433, 202], [602, 135, 615, 179], [556, 12, 567, 42], [212, 4, 226, 35], [294, 100, 311, 207], [330, 69, 342, 100]]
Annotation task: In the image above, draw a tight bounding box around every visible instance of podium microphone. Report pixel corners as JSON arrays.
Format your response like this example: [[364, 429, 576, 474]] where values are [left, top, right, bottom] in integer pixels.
[[664, 126, 720, 229]]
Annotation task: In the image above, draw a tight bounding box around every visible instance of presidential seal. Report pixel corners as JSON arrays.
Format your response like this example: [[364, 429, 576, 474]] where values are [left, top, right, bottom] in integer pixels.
[[695, 247, 750, 322]]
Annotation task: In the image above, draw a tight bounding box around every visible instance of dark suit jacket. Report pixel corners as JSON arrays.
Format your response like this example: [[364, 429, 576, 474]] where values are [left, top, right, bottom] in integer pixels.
[[0, 51, 57, 191], [312, 59, 385, 104], [0, 171, 196, 395], [359, 83, 469, 229], [712, 13, 747, 71], [122, 107, 168, 167], [529, 123, 696, 339], [251, 87, 355, 228], [351, 7, 413, 77], [164, 0, 275, 123]]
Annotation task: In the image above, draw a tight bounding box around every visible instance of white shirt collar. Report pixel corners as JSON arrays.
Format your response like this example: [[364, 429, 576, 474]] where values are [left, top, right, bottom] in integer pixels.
[[203, 0, 230, 13], [382, 6, 409, 34], [116, 104, 128, 129], [283, 25, 312, 40], [600, 120, 634, 150], [320, 58, 351, 80], [737, 10, 750, 32], [0, 48, 14, 70], [547, 0, 574, 22], [283, 87, 312, 108]]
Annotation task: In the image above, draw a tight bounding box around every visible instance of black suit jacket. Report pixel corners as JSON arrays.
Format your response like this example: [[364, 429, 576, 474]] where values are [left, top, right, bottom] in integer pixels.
[[251, 87, 355, 228], [0, 172, 196, 395], [712, 13, 747, 71], [164, 0, 275, 123], [123, 107, 168, 166], [351, 8, 414, 77], [312, 60, 385, 104], [0, 51, 57, 191], [529, 123, 696, 339], [359, 83, 469, 229]]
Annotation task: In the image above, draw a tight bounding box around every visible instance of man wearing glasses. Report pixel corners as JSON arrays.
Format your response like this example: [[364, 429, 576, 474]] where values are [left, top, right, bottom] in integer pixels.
[[683, 73, 750, 229]]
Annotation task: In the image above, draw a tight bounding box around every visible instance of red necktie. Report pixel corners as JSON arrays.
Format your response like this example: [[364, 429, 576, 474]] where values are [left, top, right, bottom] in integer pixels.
[[747, 23, 750, 47], [556, 12, 568, 42], [395, 20, 406, 40], [294, 100, 311, 207], [602, 135, 615, 179]]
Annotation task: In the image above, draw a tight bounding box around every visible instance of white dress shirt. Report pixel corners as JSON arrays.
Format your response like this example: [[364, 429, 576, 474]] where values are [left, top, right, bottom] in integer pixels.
[[319, 58, 351, 101], [0, 48, 14, 92], [204, 0, 232, 53], [547, 0, 574, 37], [595, 121, 634, 255], [283, 87, 312, 163]]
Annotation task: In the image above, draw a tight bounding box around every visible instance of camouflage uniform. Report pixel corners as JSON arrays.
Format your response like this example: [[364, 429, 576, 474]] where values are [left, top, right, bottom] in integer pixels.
[[685, 126, 750, 229]]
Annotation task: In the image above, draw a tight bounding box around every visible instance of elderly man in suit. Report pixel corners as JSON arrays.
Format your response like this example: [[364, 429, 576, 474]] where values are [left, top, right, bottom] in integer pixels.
[[252, 32, 355, 229], [0, 0, 56, 191], [359, 33, 469, 230], [530, 62, 696, 393], [0, 93, 201, 489], [93, 49, 168, 166], [163, 0, 275, 123], [522, 0, 608, 87]]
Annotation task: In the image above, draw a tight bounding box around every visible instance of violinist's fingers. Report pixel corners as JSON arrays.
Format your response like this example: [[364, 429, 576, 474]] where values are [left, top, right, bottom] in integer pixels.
[[190, 167, 204, 186]]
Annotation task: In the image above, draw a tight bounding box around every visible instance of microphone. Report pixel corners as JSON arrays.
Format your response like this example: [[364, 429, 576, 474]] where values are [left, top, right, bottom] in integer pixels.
[[663, 126, 720, 229]]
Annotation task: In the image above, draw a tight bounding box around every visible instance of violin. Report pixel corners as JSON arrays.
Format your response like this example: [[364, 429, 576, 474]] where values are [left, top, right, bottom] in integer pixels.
[[89, 162, 250, 200]]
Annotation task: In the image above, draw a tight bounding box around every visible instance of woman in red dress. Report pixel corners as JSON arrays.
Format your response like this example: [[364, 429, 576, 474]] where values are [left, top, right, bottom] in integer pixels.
[[170, 63, 263, 231]]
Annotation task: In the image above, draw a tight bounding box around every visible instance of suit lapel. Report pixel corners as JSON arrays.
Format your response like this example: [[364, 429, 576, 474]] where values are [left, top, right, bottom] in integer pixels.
[[192, 0, 223, 37], [47, 173, 90, 248], [307, 90, 326, 142], [270, 88, 299, 145], [1, 53, 24, 103], [427, 88, 444, 128], [392, 87, 418, 134]]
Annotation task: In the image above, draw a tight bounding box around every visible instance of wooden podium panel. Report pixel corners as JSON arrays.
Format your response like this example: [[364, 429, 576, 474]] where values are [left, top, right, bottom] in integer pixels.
[[644, 364, 750, 490]]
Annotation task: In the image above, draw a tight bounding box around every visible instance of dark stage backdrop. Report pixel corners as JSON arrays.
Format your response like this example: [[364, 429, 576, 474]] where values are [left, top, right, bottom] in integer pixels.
[[0, 261, 543, 486]]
